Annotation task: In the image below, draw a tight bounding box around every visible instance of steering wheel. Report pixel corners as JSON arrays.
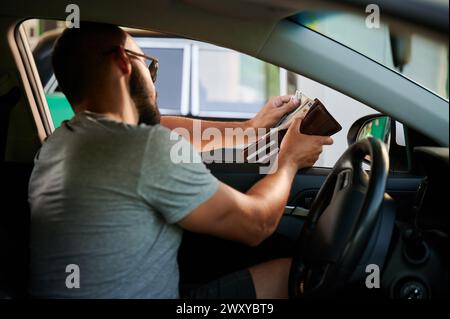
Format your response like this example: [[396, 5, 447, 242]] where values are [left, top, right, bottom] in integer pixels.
[[289, 137, 395, 298]]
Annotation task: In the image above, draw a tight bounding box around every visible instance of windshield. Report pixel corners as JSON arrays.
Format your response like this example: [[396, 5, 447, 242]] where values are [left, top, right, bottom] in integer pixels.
[[292, 10, 449, 101]]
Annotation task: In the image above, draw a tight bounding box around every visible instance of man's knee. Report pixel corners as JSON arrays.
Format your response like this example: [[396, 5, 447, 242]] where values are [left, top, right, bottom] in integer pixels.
[[248, 258, 292, 299]]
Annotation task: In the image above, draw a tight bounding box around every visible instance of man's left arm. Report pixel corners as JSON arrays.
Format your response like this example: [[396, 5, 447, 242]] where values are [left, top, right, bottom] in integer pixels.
[[160, 95, 300, 151]]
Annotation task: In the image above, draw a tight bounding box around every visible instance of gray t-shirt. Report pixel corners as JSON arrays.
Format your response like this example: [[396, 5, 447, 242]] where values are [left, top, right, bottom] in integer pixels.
[[28, 111, 218, 298]]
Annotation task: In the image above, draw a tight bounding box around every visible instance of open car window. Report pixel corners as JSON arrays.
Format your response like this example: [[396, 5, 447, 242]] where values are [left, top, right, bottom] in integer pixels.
[[22, 19, 404, 169]]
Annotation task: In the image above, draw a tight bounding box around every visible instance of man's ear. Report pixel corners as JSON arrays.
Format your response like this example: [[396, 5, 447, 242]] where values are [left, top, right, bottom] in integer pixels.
[[112, 47, 132, 76]]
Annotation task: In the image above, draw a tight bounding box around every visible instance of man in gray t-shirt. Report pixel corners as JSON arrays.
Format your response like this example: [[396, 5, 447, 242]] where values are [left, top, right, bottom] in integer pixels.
[[29, 22, 332, 298], [29, 112, 217, 298]]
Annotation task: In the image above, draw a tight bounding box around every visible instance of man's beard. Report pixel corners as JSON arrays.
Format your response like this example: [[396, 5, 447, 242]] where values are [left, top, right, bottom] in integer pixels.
[[129, 62, 161, 125]]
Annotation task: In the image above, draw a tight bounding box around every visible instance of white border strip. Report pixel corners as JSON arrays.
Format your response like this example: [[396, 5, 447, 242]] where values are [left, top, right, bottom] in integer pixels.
[[191, 44, 200, 116], [280, 68, 288, 96]]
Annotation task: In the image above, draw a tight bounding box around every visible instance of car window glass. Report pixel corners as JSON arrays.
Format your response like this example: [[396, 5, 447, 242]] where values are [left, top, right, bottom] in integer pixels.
[[292, 11, 449, 100]]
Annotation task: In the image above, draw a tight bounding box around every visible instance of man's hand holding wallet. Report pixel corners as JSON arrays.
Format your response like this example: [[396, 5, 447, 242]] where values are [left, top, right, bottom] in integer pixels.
[[243, 90, 341, 166]]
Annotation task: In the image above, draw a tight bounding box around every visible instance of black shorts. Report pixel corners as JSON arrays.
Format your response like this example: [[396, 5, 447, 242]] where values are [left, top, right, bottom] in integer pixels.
[[185, 269, 256, 299]]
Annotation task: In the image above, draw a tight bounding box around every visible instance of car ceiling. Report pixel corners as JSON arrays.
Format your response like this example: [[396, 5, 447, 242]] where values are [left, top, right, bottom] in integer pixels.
[[0, 0, 282, 56], [2, 0, 447, 54]]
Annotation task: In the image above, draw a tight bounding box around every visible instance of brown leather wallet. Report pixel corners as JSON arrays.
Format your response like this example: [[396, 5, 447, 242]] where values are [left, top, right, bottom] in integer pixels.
[[300, 99, 342, 136], [242, 99, 341, 162]]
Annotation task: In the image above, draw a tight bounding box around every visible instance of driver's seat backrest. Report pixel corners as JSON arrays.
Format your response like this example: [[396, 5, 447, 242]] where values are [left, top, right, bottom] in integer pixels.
[[0, 161, 33, 299]]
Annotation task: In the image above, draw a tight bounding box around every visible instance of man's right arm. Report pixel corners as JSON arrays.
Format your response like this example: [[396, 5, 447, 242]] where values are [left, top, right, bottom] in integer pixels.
[[178, 118, 333, 246]]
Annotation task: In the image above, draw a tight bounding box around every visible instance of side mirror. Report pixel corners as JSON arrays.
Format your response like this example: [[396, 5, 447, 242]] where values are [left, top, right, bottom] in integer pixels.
[[347, 114, 391, 149], [348, 115, 411, 172]]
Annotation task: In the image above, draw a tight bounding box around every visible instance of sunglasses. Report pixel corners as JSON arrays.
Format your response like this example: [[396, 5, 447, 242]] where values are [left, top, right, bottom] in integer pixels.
[[105, 47, 159, 83], [124, 49, 159, 83]]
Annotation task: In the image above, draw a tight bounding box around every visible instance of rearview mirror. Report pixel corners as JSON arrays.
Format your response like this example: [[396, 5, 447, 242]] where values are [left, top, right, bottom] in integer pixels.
[[390, 33, 412, 72]]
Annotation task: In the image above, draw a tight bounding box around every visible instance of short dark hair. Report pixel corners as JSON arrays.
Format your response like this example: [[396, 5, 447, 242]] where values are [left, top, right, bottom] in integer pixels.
[[52, 22, 126, 105]]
